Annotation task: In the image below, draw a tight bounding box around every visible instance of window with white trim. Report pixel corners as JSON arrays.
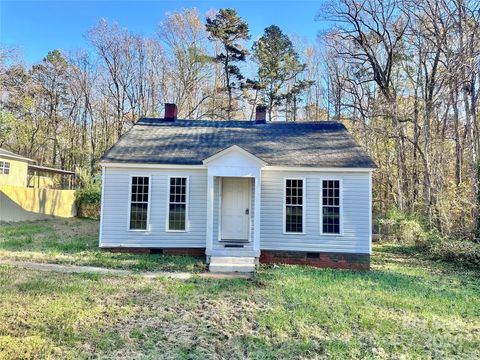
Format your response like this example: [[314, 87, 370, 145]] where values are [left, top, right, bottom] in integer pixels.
[[168, 177, 187, 231], [0, 161, 10, 175], [285, 179, 303, 233], [129, 176, 149, 230], [322, 180, 340, 234]]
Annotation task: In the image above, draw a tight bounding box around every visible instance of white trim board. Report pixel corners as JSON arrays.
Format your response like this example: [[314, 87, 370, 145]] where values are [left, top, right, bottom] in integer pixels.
[[101, 161, 374, 173], [99, 168, 106, 246], [265, 166, 375, 172], [101, 162, 207, 169]]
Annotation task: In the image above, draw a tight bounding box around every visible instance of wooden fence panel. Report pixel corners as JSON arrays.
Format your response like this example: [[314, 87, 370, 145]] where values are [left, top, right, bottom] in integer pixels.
[[0, 185, 76, 222]]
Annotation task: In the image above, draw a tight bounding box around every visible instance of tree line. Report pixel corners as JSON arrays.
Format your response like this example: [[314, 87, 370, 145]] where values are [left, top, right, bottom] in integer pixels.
[[1, 8, 322, 168], [0, 1, 479, 240]]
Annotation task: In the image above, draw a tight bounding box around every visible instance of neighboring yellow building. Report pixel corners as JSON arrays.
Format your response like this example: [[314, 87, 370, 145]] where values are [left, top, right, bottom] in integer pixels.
[[0, 147, 77, 221], [0, 148, 33, 187]]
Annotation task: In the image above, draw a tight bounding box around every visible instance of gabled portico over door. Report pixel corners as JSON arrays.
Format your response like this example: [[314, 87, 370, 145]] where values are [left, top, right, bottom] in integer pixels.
[[204, 146, 266, 259]]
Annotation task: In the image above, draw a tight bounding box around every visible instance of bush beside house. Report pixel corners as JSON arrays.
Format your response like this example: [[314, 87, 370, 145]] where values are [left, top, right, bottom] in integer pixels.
[[75, 186, 101, 219], [75, 168, 101, 219], [376, 209, 480, 269]]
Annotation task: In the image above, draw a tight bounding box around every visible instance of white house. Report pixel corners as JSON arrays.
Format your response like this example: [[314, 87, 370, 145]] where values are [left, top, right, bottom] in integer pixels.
[[99, 104, 376, 272]]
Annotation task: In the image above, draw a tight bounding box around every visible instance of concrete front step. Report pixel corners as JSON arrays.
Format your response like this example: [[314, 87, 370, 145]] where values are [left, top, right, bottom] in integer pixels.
[[209, 256, 256, 273]]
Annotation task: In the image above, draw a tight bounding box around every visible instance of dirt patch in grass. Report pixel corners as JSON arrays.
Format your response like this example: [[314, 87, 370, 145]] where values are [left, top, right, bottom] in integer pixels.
[[51, 218, 99, 240]]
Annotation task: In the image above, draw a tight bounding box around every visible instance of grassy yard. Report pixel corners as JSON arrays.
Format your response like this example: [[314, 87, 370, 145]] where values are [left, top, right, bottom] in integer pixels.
[[0, 219, 479, 359], [0, 219, 205, 272]]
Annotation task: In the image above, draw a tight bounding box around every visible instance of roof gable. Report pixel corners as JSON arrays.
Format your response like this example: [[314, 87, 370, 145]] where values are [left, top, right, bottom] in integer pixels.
[[203, 145, 267, 167]]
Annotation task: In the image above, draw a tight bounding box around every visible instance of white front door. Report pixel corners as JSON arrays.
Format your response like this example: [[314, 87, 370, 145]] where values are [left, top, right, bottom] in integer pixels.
[[221, 178, 250, 240]]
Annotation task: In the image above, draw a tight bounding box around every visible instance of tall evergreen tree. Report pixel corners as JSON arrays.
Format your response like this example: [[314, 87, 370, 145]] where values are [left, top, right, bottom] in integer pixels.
[[206, 8, 250, 119], [252, 25, 306, 121]]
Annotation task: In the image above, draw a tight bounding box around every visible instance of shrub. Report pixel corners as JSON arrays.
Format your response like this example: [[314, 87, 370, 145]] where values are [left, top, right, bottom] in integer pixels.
[[75, 185, 101, 219], [421, 235, 480, 270], [376, 209, 480, 269], [376, 209, 427, 244]]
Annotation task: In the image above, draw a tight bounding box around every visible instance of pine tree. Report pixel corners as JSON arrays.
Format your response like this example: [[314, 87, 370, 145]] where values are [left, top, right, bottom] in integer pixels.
[[206, 9, 250, 119], [252, 25, 306, 121]]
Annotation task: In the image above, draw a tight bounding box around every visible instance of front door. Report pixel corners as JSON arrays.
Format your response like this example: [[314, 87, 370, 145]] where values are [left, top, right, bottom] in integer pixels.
[[221, 178, 250, 240]]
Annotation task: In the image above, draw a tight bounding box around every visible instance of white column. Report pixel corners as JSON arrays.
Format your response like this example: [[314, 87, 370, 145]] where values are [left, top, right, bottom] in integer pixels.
[[206, 174, 214, 255], [253, 174, 261, 254]]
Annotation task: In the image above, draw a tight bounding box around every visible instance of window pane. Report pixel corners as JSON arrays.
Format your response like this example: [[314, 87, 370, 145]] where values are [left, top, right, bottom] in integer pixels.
[[322, 207, 340, 234], [130, 203, 148, 230], [168, 177, 187, 230], [169, 203, 186, 230], [129, 177, 149, 230], [286, 206, 303, 233], [285, 179, 303, 233], [322, 180, 340, 234]]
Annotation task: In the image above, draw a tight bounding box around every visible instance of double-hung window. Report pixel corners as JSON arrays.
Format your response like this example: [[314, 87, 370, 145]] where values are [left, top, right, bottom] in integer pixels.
[[168, 177, 188, 231], [322, 180, 341, 234], [285, 178, 304, 233], [129, 176, 150, 230], [0, 161, 10, 175]]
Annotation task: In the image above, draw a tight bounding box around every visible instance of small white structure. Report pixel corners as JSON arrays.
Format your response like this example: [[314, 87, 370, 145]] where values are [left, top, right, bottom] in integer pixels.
[[99, 104, 376, 272]]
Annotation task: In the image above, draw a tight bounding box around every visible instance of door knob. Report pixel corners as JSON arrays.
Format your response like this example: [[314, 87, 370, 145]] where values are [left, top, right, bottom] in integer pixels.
[[245, 208, 249, 215]]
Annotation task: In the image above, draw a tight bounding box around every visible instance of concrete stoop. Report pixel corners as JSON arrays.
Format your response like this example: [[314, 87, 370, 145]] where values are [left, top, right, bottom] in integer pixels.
[[209, 256, 256, 273]]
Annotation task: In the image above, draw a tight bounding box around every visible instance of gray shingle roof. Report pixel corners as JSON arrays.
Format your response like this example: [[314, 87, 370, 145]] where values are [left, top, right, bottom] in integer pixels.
[[101, 119, 376, 168]]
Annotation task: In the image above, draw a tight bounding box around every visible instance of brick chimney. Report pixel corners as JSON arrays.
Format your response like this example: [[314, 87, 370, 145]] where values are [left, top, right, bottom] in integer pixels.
[[164, 103, 177, 121], [255, 105, 267, 124]]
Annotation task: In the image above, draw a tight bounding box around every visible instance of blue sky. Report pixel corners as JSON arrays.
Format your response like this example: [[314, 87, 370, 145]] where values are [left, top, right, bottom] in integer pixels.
[[0, 0, 327, 64]]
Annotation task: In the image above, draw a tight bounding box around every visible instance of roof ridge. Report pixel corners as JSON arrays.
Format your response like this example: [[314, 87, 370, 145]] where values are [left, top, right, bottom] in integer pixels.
[[136, 118, 344, 126]]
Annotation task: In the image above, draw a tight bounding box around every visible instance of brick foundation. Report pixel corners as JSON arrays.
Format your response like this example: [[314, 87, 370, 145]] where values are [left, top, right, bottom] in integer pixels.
[[260, 250, 370, 270], [103, 247, 206, 257], [102, 248, 369, 269]]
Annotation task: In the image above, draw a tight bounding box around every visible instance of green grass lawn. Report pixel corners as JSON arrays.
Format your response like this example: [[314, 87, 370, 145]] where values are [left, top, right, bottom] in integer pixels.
[[0, 219, 479, 359], [0, 219, 206, 272]]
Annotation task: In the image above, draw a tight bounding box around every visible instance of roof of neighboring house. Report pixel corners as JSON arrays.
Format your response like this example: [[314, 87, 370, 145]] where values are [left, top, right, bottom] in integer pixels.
[[0, 147, 35, 163], [101, 119, 377, 168], [28, 164, 75, 175]]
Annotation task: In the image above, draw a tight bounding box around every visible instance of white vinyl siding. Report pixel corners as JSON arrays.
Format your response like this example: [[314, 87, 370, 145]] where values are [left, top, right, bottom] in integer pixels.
[[100, 167, 207, 248], [261, 170, 371, 254], [100, 166, 372, 255]]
